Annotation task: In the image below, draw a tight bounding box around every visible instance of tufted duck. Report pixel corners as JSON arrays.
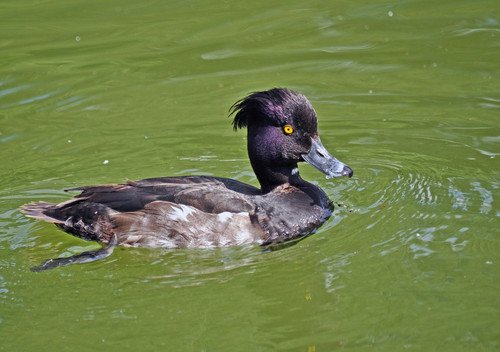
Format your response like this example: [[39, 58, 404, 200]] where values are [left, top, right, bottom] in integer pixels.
[[22, 88, 353, 270]]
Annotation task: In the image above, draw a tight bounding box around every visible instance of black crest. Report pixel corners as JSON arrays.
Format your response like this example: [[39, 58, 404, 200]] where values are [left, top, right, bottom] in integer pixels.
[[230, 88, 312, 130]]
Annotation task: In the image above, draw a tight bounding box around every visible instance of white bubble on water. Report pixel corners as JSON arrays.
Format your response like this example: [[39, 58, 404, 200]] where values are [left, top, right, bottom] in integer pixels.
[[388, 10, 394, 17], [75, 36, 81, 42], [103, 159, 109, 165]]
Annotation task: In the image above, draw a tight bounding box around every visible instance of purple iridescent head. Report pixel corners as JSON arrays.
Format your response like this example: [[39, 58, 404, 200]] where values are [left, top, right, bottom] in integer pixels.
[[230, 88, 352, 189], [231, 88, 317, 134]]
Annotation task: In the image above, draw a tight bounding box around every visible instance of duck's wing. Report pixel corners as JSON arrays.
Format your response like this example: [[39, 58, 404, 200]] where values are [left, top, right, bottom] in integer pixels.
[[69, 176, 260, 213]]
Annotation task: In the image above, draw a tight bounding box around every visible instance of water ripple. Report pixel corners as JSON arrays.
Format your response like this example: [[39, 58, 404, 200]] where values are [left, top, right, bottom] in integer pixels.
[[454, 28, 500, 36], [0, 81, 62, 109], [314, 43, 375, 53], [448, 185, 469, 211], [471, 181, 494, 214], [0, 84, 31, 98], [161, 59, 399, 84], [339, 145, 498, 262], [201, 49, 240, 60], [321, 252, 355, 293]]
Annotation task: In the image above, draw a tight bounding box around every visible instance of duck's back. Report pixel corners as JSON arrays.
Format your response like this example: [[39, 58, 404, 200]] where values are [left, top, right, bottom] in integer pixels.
[[75, 176, 261, 213]]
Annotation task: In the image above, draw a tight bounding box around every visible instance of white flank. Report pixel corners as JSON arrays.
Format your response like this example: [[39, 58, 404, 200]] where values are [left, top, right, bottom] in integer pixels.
[[169, 204, 195, 221], [217, 211, 233, 222], [234, 229, 259, 244]]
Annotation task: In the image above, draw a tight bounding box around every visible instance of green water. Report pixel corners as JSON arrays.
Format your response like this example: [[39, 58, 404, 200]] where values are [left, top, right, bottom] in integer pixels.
[[1, 0, 499, 350]]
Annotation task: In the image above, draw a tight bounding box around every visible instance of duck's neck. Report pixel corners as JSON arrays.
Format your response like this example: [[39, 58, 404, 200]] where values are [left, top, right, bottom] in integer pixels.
[[251, 160, 303, 193]]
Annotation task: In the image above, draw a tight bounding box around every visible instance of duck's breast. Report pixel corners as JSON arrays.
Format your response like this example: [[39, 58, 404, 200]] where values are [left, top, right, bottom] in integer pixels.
[[253, 185, 333, 244]]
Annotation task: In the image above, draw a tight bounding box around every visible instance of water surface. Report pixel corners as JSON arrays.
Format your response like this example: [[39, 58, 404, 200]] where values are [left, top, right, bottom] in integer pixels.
[[1, 0, 499, 351]]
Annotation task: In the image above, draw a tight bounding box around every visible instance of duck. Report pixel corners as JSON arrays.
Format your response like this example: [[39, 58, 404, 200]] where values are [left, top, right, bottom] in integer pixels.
[[22, 88, 353, 270]]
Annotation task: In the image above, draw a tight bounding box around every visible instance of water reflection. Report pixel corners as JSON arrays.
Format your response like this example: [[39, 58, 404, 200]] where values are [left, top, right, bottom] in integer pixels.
[[321, 252, 355, 293], [142, 246, 263, 288]]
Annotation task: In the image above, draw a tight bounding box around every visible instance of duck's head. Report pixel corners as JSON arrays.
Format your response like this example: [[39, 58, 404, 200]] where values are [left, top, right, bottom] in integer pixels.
[[231, 88, 353, 191]]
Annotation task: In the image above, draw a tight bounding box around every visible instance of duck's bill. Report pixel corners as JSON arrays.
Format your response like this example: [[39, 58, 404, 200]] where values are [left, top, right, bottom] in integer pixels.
[[302, 137, 353, 178]]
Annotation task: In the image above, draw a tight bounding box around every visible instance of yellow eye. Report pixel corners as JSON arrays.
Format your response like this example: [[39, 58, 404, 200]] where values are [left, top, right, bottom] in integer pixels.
[[283, 124, 294, 135]]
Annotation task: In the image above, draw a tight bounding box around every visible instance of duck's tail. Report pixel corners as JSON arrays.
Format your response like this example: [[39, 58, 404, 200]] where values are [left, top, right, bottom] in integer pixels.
[[20, 201, 64, 224]]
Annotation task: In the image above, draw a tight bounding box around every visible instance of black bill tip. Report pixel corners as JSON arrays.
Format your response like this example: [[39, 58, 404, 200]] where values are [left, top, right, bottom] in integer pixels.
[[342, 165, 353, 178]]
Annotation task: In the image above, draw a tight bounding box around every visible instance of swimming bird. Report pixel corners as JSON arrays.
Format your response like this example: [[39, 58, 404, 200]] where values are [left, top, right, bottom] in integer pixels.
[[22, 88, 353, 270]]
